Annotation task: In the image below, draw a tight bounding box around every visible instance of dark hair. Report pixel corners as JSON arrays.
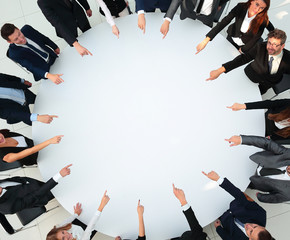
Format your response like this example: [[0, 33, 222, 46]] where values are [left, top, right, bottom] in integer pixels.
[[268, 107, 290, 138], [257, 229, 273, 240], [46, 223, 73, 240], [268, 29, 287, 44], [0, 23, 18, 41], [246, 0, 270, 34], [0, 129, 11, 138]]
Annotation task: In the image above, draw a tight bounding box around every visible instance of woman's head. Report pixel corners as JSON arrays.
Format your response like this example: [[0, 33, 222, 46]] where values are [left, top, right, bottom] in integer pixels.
[[46, 224, 74, 240], [268, 107, 290, 138], [0, 129, 10, 145]]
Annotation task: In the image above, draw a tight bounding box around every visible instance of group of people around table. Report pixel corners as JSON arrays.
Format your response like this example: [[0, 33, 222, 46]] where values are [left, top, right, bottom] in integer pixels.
[[0, 0, 290, 239]]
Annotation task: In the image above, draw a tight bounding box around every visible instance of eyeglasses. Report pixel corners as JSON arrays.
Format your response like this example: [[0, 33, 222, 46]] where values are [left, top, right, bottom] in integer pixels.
[[267, 41, 282, 47], [254, 0, 266, 11]]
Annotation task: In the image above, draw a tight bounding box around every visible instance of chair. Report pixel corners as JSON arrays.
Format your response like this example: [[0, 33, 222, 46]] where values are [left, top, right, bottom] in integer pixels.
[[271, 74, 290, 99], [6, 49, 30, 74], [0, 159, 37, 176]]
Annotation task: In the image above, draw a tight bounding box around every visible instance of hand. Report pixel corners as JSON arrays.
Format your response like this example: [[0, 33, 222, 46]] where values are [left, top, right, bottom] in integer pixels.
[[37, 114, 58, 124], [126, 1, 129, 6], [49, 135, 64, 144], [172, 184, 187, 206], [73, 42, 93, 57], [160, 20, 170, 39], [196, 37, 210, 54], [60, 164, 72, 177], [138, 14, 146, 34], [225, 135, 242, 147], [206, 67, 225, 81], [214, 219, 221, 228], [54, 48, 60, 55], [115, 237, 122, 240], [137, 200, 144, 216], [23, 80, 32, 87], [202, 171, 220, 181], [238, 48, 243, 54], [112, 25, 120, 39], [98, 190, 110, 212], [74, 202, 82, 216], [47, 73, 64, 85], [86, 9, 92, 17], [226, 103, 246, 111]]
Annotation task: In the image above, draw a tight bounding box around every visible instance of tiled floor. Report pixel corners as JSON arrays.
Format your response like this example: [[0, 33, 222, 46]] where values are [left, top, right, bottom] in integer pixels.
[[0, 0, 290, 239]]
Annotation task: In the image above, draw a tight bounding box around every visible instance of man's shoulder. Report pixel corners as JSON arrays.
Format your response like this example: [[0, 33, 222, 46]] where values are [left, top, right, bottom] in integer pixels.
[[20, 24, 36, 34]]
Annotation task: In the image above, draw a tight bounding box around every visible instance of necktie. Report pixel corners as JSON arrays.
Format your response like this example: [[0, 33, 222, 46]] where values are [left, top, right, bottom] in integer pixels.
[[268, 56, 274, 73], [235, 218, 245, 228], [259, 167, 286, 176], [25, 42, 48, 59], [196, 0, 205, 14], [63, 0, 73, 9]]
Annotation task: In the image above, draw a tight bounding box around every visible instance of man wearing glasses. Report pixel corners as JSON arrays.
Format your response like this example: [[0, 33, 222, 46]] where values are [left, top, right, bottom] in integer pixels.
[[207, 29, 290, 94]]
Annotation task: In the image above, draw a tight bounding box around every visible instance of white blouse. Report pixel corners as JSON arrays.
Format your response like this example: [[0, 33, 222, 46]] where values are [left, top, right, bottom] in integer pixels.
[[12, 136, 28, 148], [97, 0, 116, 27]]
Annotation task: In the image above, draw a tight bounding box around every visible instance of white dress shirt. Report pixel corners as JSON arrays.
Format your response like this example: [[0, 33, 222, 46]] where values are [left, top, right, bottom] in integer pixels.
[[269, 50, 283, 74]]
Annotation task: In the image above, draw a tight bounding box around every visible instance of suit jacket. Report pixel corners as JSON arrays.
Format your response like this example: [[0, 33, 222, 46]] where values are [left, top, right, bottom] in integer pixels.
[[242, 135, 290, 203], [100, 0, 127, 17], [223, 42, 290, 88], [0, 73, 33, 125], [216, 178, 266, 240], [165, 0, 228, 28], [0, 131, 37, 167], [135, 0, 172, 12], [37, 0, 91, 46], [207, 3, 273, 52], [178, 207, 207, 240], [8, 25, 58, 81], [245, 99, 290, 141]]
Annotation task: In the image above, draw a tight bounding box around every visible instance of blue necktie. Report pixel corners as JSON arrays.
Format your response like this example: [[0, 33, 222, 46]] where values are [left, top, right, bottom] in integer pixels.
[[25, 42, 48, 59], [268, 56, 274, 73], [235, 218, 245, 228]]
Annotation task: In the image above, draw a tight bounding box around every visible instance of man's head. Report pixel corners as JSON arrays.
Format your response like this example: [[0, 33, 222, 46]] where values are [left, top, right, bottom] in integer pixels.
[[1, 23, 26, 44], [266, 29, 287, 56], [245, 223, 272, 240]]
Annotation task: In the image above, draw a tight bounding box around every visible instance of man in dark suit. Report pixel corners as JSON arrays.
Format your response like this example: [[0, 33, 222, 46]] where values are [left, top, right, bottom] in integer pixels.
[[208, 29, 290, 94], [37, 0, 92, 57], [0, 73, 57, 125], [226, 135, 290, 203], [161, 0, 229, 38], [136, 0, 172, 33], [171, 184, 208, 240], [1, 24, 63, 84], [203, 171, 273, 240], [0, 164, 72, 234]]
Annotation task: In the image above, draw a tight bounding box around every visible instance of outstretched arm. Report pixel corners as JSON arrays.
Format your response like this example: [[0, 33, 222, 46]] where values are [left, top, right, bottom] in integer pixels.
[[137, 200, 145, 239]]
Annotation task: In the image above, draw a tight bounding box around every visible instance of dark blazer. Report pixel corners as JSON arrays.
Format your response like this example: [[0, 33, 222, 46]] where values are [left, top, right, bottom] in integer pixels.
[[135, 0, 172, 12], [100, 0, 127, 17], [216, 178, 266, 240], [223, 42, 290, 89], [8, 25, 58, 81], [37, 0, 91, 46], [0, 73, 33, 125], [207, 3, 273, 52], [242, 135, 290, 203], [165, 0, 229, 28], [0, 131, 37, 167], [245, 99, 290, 140]]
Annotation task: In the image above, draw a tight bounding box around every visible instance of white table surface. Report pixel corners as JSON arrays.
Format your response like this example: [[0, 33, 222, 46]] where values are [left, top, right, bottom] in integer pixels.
[[33, 13, 264, 240]]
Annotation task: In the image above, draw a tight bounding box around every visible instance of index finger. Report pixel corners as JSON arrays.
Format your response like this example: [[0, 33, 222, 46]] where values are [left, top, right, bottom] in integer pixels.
[[201, 171, 208, 177], [143, 28, 145, 34], [66, 164, 73, 168], [103, 190, 107, 197], [50, 115, 58, 118], [88, 50, 93, 56], [224, 138, 230, 142], [138, 199, 140, 206]]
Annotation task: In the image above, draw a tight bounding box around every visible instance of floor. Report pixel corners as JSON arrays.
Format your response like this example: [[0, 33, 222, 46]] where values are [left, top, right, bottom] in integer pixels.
[[0, 0, 289, 239]]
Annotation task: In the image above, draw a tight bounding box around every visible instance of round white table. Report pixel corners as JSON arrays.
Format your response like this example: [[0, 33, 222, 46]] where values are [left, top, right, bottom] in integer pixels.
[[33, 13, 264, 240]]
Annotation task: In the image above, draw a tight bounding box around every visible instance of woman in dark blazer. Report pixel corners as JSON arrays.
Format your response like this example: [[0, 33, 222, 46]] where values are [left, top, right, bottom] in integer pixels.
[[196, 0, 273, 54], [228, 99, 290, 141], [0, 129, 63, 166]]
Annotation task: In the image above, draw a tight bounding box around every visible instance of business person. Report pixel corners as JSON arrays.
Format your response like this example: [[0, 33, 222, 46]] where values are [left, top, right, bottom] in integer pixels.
[[0, 72, 57, 125], [196, 0, 273, 54], [207, 29, 290, 94], [226, 135, 290, 203], [1, 24, 63, 84], [202, 170, 273, 240], [100, 0, 130, 18], [46, 191, 110, 240]]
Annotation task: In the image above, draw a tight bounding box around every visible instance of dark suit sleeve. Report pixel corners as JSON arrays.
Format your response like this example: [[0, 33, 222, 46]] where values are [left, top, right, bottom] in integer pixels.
[[241, 135, 288, 155], [245, 99, 290, 110], [37, 1, 77, 45], [78, 0, 90, 10], [136, 236, 146, 240], [0, 213, 14, 234], [0, 73, 27, 89], [257, 192, 288, 203], [135, 0, 144, 12], [266, 21, 275, 31], [216, 226, 232, 240], [0, 104, 32, 125], [183, 207, 207, 239], [164, 0, 183, 20]]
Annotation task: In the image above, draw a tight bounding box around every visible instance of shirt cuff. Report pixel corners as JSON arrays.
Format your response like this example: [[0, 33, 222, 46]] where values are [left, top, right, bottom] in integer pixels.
[[30, 113, 38, 122], [95, 210, 102, 216], [240, 135, 243, 144], [138, 10, 145, 15], [44, 72, 48, 78], [217, 177, 225, 185], [53, 172, 63, 182], [181, 203, 190, 212], [21, 78, 25, 84], [164, 17, 172, 22]]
